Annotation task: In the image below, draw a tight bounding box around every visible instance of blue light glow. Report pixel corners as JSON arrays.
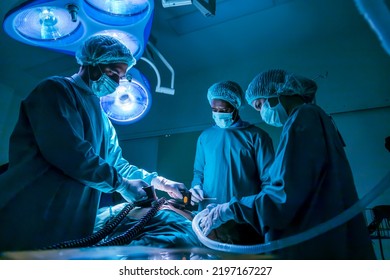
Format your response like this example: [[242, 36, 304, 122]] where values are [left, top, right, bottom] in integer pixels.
[[95, 30, 141, 62], [83, 0, 151, 26], [100, 69, 151, 125], [13, 6, 81, 41]]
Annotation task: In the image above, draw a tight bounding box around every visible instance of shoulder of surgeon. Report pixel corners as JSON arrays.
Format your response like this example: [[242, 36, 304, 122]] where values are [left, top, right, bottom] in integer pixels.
[[26, 76, 75, 99], [287, 103, 329, 127], [242, 121, 272, 137]]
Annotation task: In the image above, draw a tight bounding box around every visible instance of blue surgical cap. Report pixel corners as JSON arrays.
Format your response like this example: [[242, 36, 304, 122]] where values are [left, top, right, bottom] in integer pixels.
[[75, 34, 136, 67], [245, 69, 317, 106], [245, 69, 287, 105], [207, 81, 243, 109]]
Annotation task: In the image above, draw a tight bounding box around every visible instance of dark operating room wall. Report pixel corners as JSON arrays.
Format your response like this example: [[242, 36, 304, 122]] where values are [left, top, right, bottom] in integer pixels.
[[332, 107, 390, 206], [120, 137, 158, 173], [155, 130, 201, 188]]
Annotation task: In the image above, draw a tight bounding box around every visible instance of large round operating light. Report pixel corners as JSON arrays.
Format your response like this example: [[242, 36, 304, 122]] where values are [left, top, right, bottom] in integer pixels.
[[11, 6, 82, 42], [95, 30, 141, 61], [100, 69, 151, 125], [83, 0, 151, 26]]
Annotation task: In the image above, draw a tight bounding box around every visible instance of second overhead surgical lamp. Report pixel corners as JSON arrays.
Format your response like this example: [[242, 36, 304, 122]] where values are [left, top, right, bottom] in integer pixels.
[[100, 68, 152, 125], [2, 0, 174, 125]]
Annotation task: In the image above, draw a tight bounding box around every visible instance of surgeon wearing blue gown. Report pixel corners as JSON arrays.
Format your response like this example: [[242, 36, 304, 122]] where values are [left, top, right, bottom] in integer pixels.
[[198, 70, 376, 259], [190, 81, 274, 214], [0, 35, 186, 252]]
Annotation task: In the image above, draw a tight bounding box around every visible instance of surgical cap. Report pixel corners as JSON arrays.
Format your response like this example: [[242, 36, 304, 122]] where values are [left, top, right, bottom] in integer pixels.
[[245, 69, 317, 106], [207, 81, 243, 109], [75, 34, 136, 67]]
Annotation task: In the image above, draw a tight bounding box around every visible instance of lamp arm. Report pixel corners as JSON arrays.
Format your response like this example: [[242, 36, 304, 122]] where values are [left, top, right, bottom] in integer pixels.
[[139, 42, 175, 95]]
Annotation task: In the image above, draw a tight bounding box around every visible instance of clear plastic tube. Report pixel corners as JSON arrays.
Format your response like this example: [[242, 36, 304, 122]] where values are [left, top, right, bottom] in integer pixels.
[[354, 0, 390, 56], [192, 170, 390, 254]]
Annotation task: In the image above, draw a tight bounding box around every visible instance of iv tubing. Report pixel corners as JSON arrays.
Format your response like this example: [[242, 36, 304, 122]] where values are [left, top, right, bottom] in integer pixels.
[[192, 170, 390, 254], [354, 0, 390, 56]]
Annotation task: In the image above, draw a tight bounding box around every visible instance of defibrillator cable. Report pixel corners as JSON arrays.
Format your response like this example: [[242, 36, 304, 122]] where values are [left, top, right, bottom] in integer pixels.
[[43, 202, 135, 250], [97, 197, 166, 246]]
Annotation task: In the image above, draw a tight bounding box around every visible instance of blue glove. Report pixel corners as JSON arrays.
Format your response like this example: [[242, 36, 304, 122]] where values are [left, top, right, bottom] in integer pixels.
[[199, 202, 234, 236]]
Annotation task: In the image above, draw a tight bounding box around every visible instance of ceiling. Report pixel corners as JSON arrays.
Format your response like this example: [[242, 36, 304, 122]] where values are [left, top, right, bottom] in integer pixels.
[[1, 0, 390, 140]]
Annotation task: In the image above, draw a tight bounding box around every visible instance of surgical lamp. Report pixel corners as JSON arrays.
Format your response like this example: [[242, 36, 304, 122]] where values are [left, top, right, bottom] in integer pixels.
[[100, 68, 152, 125], [3, 0, 154, 58], [3, 0, 174, 125]]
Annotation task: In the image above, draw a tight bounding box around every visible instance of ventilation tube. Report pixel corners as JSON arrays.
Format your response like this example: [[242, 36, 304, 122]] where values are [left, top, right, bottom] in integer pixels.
[[192, 170, 390, 254]]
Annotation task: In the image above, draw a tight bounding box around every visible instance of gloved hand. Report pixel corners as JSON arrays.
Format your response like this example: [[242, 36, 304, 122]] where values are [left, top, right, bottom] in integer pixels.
[[116, 178, 148, 202], [151, 176, 186, 199], [189, 185, 204, 205], [199, 203, 234, 236]]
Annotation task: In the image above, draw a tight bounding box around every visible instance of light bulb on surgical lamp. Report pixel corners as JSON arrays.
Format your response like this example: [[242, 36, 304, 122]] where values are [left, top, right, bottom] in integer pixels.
[[104, 0, 141, 14], [84, 0, 151, 26], [39, 8, 60, 39], [8, 5, 82, 43]]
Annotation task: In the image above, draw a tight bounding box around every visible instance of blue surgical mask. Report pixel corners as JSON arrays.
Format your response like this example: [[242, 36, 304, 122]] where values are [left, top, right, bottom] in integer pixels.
[[260, 99, 288, 127], [212, 111, 235, 128], [91, 73, 119, 98]]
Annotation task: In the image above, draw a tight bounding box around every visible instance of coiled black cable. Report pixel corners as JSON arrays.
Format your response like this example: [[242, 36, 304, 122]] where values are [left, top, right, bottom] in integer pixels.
[[96, 197, 166, 246], [43, 202, 135, 250]]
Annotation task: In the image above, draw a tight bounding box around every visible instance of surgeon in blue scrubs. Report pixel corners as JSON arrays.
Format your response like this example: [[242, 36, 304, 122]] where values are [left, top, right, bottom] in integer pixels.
[[190, 81, 275, 211], [190, 81, 275, 244], [0, 35, 186, 252], [198, 70, 376, 259]]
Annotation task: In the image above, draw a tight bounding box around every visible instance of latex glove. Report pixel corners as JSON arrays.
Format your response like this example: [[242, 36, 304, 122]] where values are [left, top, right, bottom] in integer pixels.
[[189, 185, 204, 205], [151, 176, 186, 199], [199, 203, 234, 236], [116, 178, 148, 202]]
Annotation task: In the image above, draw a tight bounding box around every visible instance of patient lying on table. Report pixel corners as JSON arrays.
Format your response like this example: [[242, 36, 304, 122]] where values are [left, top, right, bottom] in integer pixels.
[[94, 198, 264, 249], [94, 201, 201, 248]]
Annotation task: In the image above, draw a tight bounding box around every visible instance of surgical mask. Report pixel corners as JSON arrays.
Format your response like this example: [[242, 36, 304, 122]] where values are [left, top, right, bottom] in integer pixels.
[[260, 99, 288, 127], [212, 111, 235, 128], [91, 73, 119, 98]]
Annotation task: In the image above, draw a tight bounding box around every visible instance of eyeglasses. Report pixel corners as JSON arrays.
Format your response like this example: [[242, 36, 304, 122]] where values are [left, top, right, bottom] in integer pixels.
[[105, 68, 132, 82], [105, 68, 121, 79]]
